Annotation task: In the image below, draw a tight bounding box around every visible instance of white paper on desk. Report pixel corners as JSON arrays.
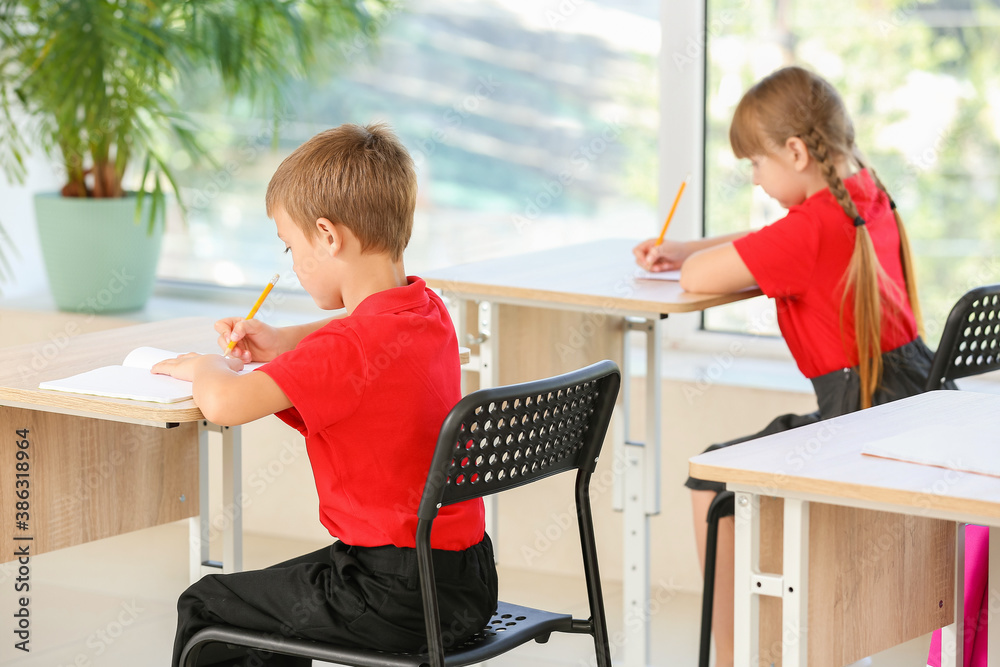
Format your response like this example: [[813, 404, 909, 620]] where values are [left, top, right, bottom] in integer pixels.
[[634, 269, 681, 281], [861, 423, 1000, 478], [39, 347, 263, 404]]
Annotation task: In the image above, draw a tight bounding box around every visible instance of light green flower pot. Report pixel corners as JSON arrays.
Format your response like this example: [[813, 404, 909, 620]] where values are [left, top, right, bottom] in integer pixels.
[[34, 193, 164, 313]]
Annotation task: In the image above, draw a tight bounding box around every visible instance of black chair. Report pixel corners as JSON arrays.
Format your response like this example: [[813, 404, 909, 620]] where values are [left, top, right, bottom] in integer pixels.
[[696, 284, 1000, 667], [180, 360, 621, 667], [698, 489, 734, 667], [925, 284, 1000, 390]]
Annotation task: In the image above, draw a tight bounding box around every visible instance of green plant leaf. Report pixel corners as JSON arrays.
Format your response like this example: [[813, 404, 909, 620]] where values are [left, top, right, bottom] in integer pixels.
[[0, 0, 392, 285]]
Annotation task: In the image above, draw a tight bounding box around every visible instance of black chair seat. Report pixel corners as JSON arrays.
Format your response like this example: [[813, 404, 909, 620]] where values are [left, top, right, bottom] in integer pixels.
[[181, 601, 575, 667]]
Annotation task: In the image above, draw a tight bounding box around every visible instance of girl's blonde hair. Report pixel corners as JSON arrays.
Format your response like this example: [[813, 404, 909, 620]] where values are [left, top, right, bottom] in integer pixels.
[[730, 66, 923, 409]]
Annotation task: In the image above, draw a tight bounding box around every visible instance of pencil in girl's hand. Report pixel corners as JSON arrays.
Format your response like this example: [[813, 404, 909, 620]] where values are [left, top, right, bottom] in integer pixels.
[[655, 174, 690, 246], [224, 273, 279, 358]]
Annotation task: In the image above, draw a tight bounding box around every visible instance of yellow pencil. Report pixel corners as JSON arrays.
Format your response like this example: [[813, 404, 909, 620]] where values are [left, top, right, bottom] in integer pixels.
[[655, 174, 690, 245], [224, 273, 279, 357]]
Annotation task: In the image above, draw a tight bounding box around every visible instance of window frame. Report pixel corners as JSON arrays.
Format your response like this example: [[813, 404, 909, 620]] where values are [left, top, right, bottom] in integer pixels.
[[657, 0, 791, 360]]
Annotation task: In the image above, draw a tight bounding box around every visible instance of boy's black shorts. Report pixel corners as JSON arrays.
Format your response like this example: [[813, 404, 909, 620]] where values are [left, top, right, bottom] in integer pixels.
[[172, 534, 498, 667]]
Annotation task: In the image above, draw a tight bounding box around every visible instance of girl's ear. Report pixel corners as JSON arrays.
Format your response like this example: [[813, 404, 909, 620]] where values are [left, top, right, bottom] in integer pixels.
[[785, 136, 812, 172], [313, 217, 343, 256]]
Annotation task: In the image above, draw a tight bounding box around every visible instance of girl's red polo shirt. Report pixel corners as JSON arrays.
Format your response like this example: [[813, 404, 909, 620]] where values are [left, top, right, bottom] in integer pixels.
[[733, 169, 918, 378], [258, 277, 484, 550]]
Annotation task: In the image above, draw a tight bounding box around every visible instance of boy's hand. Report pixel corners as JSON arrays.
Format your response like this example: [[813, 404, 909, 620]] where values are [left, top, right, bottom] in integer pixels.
[[151, 352, 244, 382], [632, 238, 688, 272], [215, 317, 284, 362]]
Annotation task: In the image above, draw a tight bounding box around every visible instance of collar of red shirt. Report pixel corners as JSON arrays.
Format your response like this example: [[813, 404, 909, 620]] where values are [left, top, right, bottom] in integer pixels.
[[351, 276, 429, 316]]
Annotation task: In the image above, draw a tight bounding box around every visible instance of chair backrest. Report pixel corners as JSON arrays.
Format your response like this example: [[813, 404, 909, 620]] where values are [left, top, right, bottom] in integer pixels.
[[419, 359, 621, 519], [926, 284, 1000, 390], [413, 360, 620, 667]]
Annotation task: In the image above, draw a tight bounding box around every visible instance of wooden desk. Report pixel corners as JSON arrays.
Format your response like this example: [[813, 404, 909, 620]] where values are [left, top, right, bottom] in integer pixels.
[[689, 390, 1000, 667], [0, 318, 245, 582], [425, 238, 761, 667]]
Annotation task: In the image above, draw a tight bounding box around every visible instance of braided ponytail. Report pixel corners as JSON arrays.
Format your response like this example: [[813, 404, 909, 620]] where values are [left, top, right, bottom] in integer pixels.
[[853, 147, 925, 337], [730, 66, 919, 411], [801, 129, 884, 408]]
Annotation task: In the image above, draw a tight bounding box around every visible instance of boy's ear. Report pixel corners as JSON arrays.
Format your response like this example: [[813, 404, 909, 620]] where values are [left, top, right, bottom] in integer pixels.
[[314, 217, 343, 256], [785, 136, 811, 171]]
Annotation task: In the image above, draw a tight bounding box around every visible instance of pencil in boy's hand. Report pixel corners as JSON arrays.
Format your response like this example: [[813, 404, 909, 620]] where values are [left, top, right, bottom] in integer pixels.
[[655, 174, 690, 246], [224, 273, 280, 358]]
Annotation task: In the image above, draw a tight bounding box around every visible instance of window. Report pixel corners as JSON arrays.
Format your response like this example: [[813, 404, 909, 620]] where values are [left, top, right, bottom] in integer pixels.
[[703, 0, 1000, 345], [161, 0, 660, 292]]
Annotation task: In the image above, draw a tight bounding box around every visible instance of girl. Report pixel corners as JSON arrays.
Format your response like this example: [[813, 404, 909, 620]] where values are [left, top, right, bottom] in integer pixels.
[[634, 65, 953, 666]]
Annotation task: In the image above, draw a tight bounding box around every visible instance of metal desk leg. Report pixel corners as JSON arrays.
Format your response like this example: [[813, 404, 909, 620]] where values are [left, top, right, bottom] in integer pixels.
[[735, 495, 809, 667], [189, 421, 243, 582], [781, 499, 809, 667], [942, 523, 966, 667], [190, 421, 212, 583], [734, 491, 761, 667], [221, 425, 243, 574], [617, 316, 663, 667]]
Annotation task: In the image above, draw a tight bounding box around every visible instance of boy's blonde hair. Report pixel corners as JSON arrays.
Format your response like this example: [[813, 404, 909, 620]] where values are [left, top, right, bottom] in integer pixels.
[[730, 66, 923, 410], [266, 122, 416, 261]]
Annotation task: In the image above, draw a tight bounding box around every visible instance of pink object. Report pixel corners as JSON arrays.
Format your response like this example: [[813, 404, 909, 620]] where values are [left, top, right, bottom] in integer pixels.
[[928, 525, 989, 666]]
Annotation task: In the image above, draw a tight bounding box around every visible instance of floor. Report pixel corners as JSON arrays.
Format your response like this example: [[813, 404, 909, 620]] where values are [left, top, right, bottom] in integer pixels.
[[0, 522, 934, 667]]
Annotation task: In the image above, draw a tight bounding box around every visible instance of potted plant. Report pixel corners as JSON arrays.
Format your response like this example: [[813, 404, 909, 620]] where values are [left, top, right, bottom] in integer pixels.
[[0, 0, 388, 311]]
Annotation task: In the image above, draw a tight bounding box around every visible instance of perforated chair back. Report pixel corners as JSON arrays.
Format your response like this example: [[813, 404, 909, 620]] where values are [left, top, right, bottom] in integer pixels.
[[926, 284, 1000, 390], [419, 359, 620, 516], [414, 359, 621, 666]]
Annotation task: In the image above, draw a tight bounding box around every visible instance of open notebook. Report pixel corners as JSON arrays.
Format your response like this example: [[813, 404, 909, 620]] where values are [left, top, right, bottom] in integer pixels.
[[38, 347, 262, 404]]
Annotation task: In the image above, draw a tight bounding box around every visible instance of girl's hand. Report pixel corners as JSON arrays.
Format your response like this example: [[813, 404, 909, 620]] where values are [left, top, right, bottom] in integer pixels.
[[632, 238, 689, 272], [151, 352, 244, 381], [215, 318, 285, 363]]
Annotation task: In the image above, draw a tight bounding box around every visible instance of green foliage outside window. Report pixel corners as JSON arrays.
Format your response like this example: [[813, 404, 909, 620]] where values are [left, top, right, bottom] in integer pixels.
[[704, 0, 1000, 344]]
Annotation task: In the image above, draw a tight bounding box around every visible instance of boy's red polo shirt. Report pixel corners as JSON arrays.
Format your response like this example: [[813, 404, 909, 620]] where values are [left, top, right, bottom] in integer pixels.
[[259, 277, 483, 550], [733, 169, 918, 379]]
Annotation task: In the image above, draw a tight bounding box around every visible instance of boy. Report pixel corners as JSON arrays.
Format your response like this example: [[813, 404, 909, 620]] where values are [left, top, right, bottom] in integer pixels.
[[154, 123, 498, 667]]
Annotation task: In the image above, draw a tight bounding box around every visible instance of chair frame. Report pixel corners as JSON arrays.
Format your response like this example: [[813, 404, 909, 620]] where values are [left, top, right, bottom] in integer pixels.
[[925, 283, 1000, 390], [180, 360, 621, 667]]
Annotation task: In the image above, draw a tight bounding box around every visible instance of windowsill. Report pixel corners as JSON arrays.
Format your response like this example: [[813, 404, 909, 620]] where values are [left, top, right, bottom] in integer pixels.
[[5, 281, 1000, 396], [1, 280, 333, 328]]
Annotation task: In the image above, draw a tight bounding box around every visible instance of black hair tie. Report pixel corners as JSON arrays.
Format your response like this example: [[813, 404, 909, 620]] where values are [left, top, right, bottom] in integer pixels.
[[853, 215, 867, 227], [889, 199, 897, 211]]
